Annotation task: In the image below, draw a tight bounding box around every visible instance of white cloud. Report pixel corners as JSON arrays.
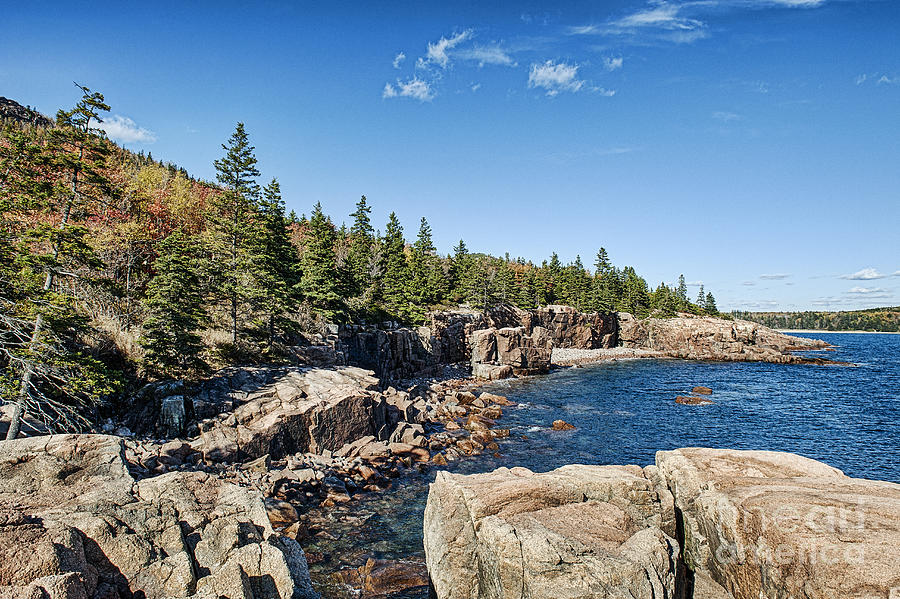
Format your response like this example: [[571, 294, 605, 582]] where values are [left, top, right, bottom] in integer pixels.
[[614, 3, 704, 31], [712, 111, 742, 122], [603, 56, 623, 71], [95, 115, 156, 144], [742, 281, 756, 286], [593, 87, 617, 97], [471, 83, 482, 92], [840, 267, 891, 280], [528, 60, 585, 96], [855, 73, 868, 85], [759, 273, 791, 280], [383, 77, 435, 102], [768, 0, 825, 6], [847, 286, 888, 295], [392, 52, 406, 69], [424, 29, 473, 68], [877, 75, 898, 85], [456, 46, 516, 67]]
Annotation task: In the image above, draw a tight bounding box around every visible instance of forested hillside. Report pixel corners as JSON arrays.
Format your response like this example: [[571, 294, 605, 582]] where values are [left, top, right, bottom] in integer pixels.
[[736, 308, 900, 332], [1, 85, 719, 434]]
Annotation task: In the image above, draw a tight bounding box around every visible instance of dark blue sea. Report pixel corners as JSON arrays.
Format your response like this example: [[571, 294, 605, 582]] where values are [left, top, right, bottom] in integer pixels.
[[309, 332, 900, 597]]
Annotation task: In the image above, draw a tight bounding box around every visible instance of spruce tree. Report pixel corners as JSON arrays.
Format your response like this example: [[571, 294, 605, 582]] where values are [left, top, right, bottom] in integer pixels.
[[705, 292, 718, 315], [209, 122, 261, 345], [380, 213, 409, 319], [696, 285, 706, 312], [348, 195, 375, 299], [141, 230, 207, 375], [677, 275, 688, 307], [253, 179, 300, 345], [299, 202, 343, 320]]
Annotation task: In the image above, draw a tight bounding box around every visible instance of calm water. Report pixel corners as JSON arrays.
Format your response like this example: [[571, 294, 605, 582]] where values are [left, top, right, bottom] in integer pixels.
[[309, 332, 900, 597]]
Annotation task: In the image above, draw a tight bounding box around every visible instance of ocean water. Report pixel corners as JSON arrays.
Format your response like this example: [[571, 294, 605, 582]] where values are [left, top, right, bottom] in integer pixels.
[[309, 332, 900, 596]]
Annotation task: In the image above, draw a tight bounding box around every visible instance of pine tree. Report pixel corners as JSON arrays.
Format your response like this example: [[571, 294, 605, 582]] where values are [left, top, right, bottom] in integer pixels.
[[696, 285, 706, 312], [299, 202, 343, 320], [141, 230, 207, 375], [209, 122, 261, 345], [620, 267, 651, 317]]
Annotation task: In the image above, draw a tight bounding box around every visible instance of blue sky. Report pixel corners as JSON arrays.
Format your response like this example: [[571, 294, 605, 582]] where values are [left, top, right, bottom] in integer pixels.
[[3, 0, 898, 311]]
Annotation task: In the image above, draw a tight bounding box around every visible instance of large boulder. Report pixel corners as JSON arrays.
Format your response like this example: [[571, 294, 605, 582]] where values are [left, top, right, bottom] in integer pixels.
[[423, 465, 678, 599], [196, 366, 387, 462], [617, 313, 831, 363], [469, 328, 552, 379], [656, 448, 900, 599], [0, 434, 318, 599], [424, 449, 900, 599]]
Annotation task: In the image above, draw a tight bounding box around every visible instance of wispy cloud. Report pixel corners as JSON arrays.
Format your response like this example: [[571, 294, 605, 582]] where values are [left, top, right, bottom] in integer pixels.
[[572, 0, 828, 45], [847, 286, 889, 295], [383, 77, 435, 102], [421, 29, 474, 68], [877, 75, 898, 85], [455, 46, 517, 67], [528, 60, 585, 96], [392, 52, 406, 69], [840, 267, 894, 280], [712, 111, 742, 122], [603, 56, 624, 71], [759, 273, 791, 280], [96, 115, 156, 144]]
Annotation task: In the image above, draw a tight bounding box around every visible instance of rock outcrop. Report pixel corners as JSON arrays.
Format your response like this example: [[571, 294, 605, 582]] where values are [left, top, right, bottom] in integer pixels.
[[0, 97, 53, 127], [617, 313, 832, 363], [0, 434, 318, 599], [519, 305, 618, 349], [194, 366, 389, 463], [469, 327, 552, 380], [424, 464, 679, 599], [424, 448, 900, 599]]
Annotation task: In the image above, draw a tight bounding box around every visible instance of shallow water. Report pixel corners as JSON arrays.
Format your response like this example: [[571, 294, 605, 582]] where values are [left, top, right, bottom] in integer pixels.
[[309, 332, 900, 597]]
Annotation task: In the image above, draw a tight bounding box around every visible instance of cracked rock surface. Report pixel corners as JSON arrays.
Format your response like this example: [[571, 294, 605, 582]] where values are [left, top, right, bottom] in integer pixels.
[[424, 448, 900, 599], [0, 434, 318, 599]]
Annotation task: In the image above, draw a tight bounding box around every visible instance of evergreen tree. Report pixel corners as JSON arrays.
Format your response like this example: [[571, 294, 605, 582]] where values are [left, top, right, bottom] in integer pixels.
[[299, 203, 343, 320], [696, 284, 706, 311], [676, 275, 688, 307], [253, 179, 300, 345], [408, 217, 441, 317], [2, 84, 120, 439], [347, 195, 375, 298], [380, 212, 409, 318], [209, 122, 261, 345], [141, 230, 207, 375], [705, 292, 718, 315], [620, 267, 651, 317]]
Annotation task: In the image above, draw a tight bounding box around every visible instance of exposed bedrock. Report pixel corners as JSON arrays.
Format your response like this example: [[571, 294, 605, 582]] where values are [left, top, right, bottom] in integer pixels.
[[423, 448, 900, 599], [0, 434, 318, 599], [617, 313, 832, 363]]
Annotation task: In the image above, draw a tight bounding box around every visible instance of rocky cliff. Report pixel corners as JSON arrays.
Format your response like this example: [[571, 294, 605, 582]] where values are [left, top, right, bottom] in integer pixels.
[[0, 434, 318, 599], [0, 97, 52, 127], [617, 313, 832, 364], [423, 448, 900, 599]]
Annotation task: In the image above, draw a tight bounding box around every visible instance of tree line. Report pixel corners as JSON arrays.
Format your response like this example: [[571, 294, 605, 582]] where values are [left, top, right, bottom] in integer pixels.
[[735, 308, 900, 332], [0, 85, 719, 436]]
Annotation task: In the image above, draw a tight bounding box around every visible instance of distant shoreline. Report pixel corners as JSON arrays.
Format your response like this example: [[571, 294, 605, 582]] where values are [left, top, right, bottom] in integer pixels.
[[780, 329, 900, 335]]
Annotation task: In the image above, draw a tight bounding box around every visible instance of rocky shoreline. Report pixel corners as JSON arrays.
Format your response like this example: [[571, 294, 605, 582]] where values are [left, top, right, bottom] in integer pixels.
[[0, 308, 854, 598]]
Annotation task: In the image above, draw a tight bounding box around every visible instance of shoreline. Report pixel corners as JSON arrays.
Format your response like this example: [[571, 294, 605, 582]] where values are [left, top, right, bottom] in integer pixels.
[[780, 329, 900, 334]]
